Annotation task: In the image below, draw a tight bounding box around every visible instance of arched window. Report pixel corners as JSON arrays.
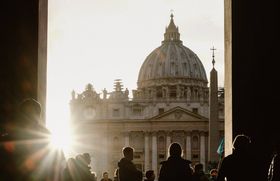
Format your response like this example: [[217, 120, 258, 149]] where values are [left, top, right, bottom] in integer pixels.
[[192, 136, 199, 149], [113, 136, 119, 150], [158, 136, 165, 151]]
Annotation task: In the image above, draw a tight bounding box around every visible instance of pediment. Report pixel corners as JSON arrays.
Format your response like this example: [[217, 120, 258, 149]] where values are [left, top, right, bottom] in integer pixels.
[[149, 106, 208, 122]]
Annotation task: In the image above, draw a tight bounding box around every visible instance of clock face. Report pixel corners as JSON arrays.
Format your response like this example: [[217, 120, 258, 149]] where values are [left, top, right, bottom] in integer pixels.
[[83, 107, 96, 120]]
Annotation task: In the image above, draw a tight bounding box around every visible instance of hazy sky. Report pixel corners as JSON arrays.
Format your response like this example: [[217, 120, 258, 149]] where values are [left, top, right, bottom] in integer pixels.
[[47, 0, 224, 131]]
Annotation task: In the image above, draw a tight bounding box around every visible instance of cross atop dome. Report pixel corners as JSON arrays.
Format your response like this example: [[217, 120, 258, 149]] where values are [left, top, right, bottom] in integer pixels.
[[170, 9, 174, 18]]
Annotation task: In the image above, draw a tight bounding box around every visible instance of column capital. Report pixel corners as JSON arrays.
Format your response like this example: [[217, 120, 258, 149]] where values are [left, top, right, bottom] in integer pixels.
[[199, 131, 207, 136], [123, 131, 130, 137], [166, 131, 172, 137], [185, 131, 192, 136], [144, 131, 151, 136], [151, 131, 158, 137]]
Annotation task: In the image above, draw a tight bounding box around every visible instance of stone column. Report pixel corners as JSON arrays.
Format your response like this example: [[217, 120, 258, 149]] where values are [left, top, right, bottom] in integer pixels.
[[186, 132, 192, 160], [152, 132, 158, 179], [124, 132, 129, 147], [166, 131, 171, 158], [200, 132, 206, 170], [103, 132, 108, 174], [144, 132, 150, 171], [38, 0, 48, 125], [224, 0, 233, 156]]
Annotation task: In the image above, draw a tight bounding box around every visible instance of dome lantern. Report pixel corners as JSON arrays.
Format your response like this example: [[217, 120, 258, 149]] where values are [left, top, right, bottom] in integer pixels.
[[162, 13, 182, 44]]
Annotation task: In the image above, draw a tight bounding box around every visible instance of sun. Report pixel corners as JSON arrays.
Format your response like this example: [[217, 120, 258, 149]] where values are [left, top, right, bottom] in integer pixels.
[[46, 100, 75, 158], [48, 122, 74, 157], [49, 129, 73, 157], [50, 131, 69, 149]]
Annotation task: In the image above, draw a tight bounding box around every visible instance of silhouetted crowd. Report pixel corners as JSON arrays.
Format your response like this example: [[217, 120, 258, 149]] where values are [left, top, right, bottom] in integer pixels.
[[1, 99, 280, 181]]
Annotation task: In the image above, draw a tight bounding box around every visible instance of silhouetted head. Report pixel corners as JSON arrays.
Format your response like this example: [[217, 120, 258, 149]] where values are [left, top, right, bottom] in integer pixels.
[[232, 134, 251, 152], [83, 152, 91, 165], [194, 163, 203, 173], [67, 157, 76, 168], [210, 169, 218, 176], [169, 142, 182, 157], [76, 154, 87, 165], [17, 98, 41, 127], [145, 170, 155, 181], [103, 172, 109, 179], [122, 147, 134, 161]]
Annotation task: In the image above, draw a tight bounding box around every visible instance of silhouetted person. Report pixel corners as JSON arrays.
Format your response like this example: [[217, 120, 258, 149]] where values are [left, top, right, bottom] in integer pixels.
[[83, 152, 96, 180], [83, 153, 91, 165], [64, 157, 79, 181], [101, 172, 113, 181], [118, 146, 143, 181], [209, 169, 218, 181], [0, 98, 65, 181], [144, 170, 155, 181], [158, 142, 192, 181], [217, 134, 257, 181], [76, 154, 95, 181], [192, 163, 209, 181], [267, 140, 280, 181]]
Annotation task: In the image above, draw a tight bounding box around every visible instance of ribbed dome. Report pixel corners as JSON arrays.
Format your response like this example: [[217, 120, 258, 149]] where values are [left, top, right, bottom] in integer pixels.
[[137, 14, 207, 88]]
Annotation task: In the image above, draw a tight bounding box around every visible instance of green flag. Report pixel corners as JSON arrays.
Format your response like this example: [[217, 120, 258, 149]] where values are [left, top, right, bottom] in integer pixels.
[[217, 137, 224, 156]]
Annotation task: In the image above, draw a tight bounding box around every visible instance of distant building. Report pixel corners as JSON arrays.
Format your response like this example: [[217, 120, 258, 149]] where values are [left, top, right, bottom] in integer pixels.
[[70, 14, 224, 179]]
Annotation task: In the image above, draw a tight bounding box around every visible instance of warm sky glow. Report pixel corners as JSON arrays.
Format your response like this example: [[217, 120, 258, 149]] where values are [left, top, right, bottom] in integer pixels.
[[46, 0, 224, 156]]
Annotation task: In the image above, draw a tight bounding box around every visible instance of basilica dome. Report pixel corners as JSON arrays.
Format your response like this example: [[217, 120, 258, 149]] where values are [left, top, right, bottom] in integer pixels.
[[137, 14, 207, 89]]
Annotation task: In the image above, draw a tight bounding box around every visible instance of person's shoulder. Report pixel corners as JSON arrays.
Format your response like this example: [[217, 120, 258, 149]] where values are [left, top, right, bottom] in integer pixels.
[[223, 154, 234, 161], [177, 157, 192, 166], [160, 160, 168, 166], [160, 160, 167, 164], [182, 158, 192, 164], [118, 157, 133, 167]]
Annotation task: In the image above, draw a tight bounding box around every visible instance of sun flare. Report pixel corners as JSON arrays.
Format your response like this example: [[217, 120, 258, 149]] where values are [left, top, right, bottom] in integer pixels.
[[49, 128, 73, 157]]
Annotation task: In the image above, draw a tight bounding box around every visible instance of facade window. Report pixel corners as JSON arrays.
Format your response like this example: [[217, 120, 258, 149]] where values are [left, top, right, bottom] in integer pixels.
[[159, 154, 165, 159], [192, 154, 199, 159], [171, 62, 175, 75], [157, 89, 163, 98], [170, 86, 177, 98], [158, 136, 165, 150], [113, 137, 119, 150], [175, 64, 179, 75], [192, 136, 199, 149], [183, 63, 187, 76], [134, 153, 141, 159], [158, 108, 164, 114], [192, 108, 198, 114], [132, 107, 142, 116], [131, 132, 144, 151], [113, 108, 120, 117]]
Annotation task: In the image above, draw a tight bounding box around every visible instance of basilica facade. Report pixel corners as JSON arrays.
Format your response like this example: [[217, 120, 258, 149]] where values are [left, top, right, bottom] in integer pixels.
[[70, 14, 224, 179]]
